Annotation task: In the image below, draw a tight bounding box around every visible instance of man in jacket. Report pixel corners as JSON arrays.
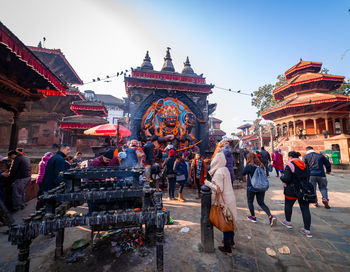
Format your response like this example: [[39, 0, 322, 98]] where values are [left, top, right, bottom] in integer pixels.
[[303, 146, 331, 209], [40, 145, 70, 193], [7, 150, 31, 211], [260, 147, 271, 177]]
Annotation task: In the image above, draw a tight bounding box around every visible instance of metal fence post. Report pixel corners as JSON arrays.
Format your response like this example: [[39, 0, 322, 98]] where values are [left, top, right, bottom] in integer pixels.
[[200, 185, 214, 253]]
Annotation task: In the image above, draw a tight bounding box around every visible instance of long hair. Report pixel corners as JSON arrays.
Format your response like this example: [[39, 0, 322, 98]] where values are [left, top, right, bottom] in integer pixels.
[[246, 152, 264, 167]]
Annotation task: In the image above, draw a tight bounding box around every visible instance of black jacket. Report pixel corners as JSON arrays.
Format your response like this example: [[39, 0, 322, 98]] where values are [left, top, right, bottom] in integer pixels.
[[9, 154, 31, 181], [260, 150, 271, 164], [40, 151, 67, 192], [164, 156, 176, 176], [303, 152, 331, 177], [280, 161, 309, 198]]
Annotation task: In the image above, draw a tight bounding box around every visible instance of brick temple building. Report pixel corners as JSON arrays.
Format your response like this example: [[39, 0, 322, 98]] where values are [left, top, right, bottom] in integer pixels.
[[124, 48, 215, 154], [262, 60, 350, 163]]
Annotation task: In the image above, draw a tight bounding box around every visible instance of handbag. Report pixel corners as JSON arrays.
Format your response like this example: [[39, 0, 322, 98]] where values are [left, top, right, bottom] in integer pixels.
[[209, 190, 234, 232], [176, 174, 186, 182]]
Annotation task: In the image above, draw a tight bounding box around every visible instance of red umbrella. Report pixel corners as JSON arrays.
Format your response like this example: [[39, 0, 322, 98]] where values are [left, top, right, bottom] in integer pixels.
[[84, 123, 131, 137]]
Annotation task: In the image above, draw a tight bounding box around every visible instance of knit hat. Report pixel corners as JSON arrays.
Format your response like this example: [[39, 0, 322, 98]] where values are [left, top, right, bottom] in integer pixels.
[[103, 150, 114, 159], [169, 149, 176, 157]]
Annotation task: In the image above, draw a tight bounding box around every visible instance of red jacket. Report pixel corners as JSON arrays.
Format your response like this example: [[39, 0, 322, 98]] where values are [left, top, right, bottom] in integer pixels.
[[272, 151, 284, 171]]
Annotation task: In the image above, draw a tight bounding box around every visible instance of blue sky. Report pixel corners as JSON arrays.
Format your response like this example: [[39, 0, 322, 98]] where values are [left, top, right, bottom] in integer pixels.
[[1, 0, 349, 134]]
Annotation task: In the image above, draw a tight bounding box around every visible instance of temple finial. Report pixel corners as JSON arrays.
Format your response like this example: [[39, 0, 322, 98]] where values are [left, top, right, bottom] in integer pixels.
[[161, 47, 175, 72], [140, 50, 153, 70], [181, 56, 194, 74]]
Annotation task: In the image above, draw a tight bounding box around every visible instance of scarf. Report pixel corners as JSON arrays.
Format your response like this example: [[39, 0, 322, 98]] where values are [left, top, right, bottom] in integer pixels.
[[285, 158, 306, 173]]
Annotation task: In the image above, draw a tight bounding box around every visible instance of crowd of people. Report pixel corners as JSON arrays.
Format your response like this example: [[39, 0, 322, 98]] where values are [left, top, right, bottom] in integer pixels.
[[0, 139, 333, 257]]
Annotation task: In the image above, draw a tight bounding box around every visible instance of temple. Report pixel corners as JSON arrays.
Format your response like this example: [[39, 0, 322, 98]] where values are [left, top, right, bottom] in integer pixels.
[[125, 48, 214, 154], [0, 21, 67, 151], [60, 100, 108, 154], [262, 60, 350, 163]]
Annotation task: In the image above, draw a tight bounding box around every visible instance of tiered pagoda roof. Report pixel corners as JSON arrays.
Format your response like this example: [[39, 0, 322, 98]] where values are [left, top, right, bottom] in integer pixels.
[[28, 46, 83, 85], [125, 49, 214, 96], [70, 100, 108, 117], [0, 21, 67, 107], [262, 60, 347, 121]]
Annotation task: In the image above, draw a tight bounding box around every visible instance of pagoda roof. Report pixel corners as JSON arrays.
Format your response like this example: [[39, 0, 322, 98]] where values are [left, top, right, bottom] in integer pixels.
[[94, 94, 125, 107], [0, 21, 67, 109], [210, 117, 222, 123], [285, 60, 322, 80], [66, 88, 86, 101], [237, 123, 252, 130], [60, 115, 108, 130], [28, 46, 83, 85], [262, 93, 350, 120], [273, 73, 344, 100], [70, 100, 108, 117], [210, 129, 226, 136]]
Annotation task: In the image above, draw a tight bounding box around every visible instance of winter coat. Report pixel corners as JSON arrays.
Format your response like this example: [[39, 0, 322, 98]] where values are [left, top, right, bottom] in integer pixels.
[[164, 156, 176, 177], [36, 154, 52, 184], [143, 142, 155, 165], [272, 151, 284, 171], [223, 147, 235, 183], [242, 164, 260, 192], [205, 152, 237, 220], [303, 151, 331, 177], [190, 158, 207, 186], [260, 150, 271, 164], [280, 158, 310, 199], [125, 148, 138, 168], [9, 154, 31, 182], [173, 160, 188, 182], [40, 151, 67, 192]]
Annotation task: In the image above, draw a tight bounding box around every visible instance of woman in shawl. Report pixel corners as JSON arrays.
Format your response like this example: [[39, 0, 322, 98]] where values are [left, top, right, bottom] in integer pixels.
[[205, 152, 237, 256]]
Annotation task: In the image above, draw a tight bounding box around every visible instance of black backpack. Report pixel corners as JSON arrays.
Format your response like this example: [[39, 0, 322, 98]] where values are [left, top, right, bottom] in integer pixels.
[[295, 177, 316, 203]]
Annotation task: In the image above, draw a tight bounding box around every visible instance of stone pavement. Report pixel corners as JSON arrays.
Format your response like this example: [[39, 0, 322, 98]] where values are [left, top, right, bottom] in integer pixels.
[[163, 172, 350, 272], [0, 172, 349, 271]]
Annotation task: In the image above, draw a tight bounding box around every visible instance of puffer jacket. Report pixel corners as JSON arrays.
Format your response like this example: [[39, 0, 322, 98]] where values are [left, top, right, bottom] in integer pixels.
[[280, 158, 310, 199], [223, 146, 235, 183], [36, 153, 52, 184]]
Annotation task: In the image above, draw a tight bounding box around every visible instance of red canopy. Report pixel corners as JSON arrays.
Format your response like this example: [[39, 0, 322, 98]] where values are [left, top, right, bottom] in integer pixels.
[[84, 123, 131, 137]]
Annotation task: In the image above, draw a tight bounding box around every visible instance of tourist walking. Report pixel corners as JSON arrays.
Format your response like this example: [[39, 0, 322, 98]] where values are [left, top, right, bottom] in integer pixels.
[[7, 150, 31, 212], [223, 145, 235, 183], [281, 151, 312, 237], [205, 152, 237, 256], [190, 153, 207, 199], [303, 146, 331, 208], [163, 149, 176, 200], [260, 147, 271, 177], [40, 145, 70, 193], [272, 149, 284, 177], [173, 153, 188, 202], [242, 152, 276, 226]]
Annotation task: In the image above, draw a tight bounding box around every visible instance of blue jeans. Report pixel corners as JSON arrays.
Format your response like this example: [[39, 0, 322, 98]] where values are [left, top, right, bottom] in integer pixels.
[[310, 176, 328, 202], [168, 177, 176, 198], [223, 231, 234, 242]]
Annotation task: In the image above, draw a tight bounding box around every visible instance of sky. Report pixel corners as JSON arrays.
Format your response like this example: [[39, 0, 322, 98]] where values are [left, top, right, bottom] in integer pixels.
[[1, 0, 349, 134]]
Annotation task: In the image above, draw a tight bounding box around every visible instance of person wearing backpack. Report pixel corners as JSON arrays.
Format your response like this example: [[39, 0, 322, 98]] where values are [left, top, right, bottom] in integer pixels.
[[280, 151, 312, 238], [303, 146, 331, 209], [242, 152, 277, 226]]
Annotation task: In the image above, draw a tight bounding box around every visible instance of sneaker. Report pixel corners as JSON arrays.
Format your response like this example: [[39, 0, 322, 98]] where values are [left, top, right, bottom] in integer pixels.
[[313, 203, 319, 208], [247, 216, 257, 223], [281, 219, 293, 229], [300, 229, 312, 238], [269, 216, 277, 227], [322, 199, 330, 209]]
